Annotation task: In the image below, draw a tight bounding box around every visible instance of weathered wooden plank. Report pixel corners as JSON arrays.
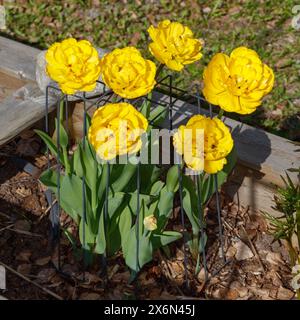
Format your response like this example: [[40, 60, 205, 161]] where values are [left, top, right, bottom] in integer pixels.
[[0, 36, 39, 81], [0, 83, 56, 145], [224, 164, 282, 217], [0, 70, 28, 102], [0, 36, 53, 145]]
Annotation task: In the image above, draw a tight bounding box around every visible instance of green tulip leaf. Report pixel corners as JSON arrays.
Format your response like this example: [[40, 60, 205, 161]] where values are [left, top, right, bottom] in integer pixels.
[[166, 165, 179, 192], [35, 129, 64, 165], [79, 218, 96, 251], [152, 231, 182, 249], [95, 212, 106, 255], [182, 175, 200, 236], [55, 118, 68, 149]]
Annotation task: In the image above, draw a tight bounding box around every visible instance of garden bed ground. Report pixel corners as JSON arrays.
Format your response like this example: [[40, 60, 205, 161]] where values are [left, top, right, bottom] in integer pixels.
[[0, 133, 295, 300]]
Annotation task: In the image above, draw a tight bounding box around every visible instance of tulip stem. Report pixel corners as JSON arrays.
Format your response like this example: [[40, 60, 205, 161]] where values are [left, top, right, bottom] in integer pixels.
[[156, 63, 164, 80], [62, 148, 71, 175], [217, 108, 224, 119], [145, 92, 152, 118], [59, 99, 64, 124], [286, 239, 297, 266], [59, 98, 71, 175], [195, 172, 208, 280]]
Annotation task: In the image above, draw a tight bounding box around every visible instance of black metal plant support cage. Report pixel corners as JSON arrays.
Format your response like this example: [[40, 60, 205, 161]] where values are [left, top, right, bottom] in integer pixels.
[[44, 74, 229, 293]]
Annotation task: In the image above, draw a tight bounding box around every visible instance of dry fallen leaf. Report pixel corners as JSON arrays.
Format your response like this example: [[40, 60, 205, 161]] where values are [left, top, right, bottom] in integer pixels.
[[211, 288, 225, 299], [148, 287, 162, 299], [225, 288, 239, 300], [16, 250, 32, 262], [197, 268, 208, 282], [108, 264, 119, 280], [113, 271, 130, 283], [79, 292, 101, 300], [233, 240, 254, 261], [160, 290, 177, 300], [15, 186, 32, 197], [229, 281, 249, 298], [23, 194, 42, 215], [266, 270, 283, 287], [35, 256, 51, 266], [83, 272, 102, 284], [265, 252, 284, 266], [249, 286, 272, 300], [139, 272, 157, 286], [36, 268, 56, 283], [17, 263, 32, 275], [16, 137, 40, 157], [226, 245, 237, 258], [277, 286, 294, 300]]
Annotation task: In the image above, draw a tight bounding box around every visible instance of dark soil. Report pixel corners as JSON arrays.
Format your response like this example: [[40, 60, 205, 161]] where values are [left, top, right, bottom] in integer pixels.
[[0, 133, 295, 300]]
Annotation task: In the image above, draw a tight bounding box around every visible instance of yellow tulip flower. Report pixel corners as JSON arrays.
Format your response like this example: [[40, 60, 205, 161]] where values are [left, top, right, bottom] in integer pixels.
[[148, 19, 203, 71], [88, 103, 148, 160], [173, 115, 234, 174], [101, 47, 156, 99], [203, 47, 274, 114], [45, 38, 101, 95]]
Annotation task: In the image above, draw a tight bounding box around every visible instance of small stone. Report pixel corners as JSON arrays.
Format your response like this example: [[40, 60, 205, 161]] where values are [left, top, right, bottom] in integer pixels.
[[234, 240, 254, 261], [202, 7, 211, 14]]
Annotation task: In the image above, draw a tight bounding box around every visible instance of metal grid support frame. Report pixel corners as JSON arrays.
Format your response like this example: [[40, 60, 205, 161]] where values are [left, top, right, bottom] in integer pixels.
[[44, 75, 226, 290]]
